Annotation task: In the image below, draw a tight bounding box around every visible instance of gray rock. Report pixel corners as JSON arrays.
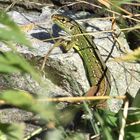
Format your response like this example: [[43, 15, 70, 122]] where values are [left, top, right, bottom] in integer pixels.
[[0, 108, 33, 123], [1, 8, 140, 115], [0, 6, 140, 140]]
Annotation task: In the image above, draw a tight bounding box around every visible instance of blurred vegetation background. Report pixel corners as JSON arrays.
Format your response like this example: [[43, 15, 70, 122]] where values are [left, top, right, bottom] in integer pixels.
[[0, 0, 139, 140]]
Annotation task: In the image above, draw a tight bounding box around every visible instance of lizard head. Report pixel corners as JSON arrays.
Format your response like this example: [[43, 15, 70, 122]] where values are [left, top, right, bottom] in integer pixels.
[[51, 14, 79, 35]]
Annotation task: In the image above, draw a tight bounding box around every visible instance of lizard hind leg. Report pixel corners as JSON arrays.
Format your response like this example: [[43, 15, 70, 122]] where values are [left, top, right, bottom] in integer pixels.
[[86, 86, 99, 97]]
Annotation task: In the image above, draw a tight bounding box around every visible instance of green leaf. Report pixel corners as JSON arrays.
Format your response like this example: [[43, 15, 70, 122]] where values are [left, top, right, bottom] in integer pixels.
[[125, 106, 140, 139], [94, 109, 118, 140], [127, 110, 140, 129], [0, 51, 40, 81], [115, 47, 140, 62], [65, 132, 85, 140], [0, 11, 31, 47], [45, 127, 65, 140], [0, 63, 20, 73], [132, 90, 140, 108], [0, 123, 25, 140], [0, 90, 57, 121], [125, 132, 140, 140]]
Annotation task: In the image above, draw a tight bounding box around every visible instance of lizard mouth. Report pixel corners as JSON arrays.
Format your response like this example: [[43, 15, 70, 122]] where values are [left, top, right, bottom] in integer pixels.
[[51, 14, 64, 22]]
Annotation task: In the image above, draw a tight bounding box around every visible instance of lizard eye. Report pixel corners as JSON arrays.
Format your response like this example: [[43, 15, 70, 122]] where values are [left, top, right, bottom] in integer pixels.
[[60, 18, 66, 23]]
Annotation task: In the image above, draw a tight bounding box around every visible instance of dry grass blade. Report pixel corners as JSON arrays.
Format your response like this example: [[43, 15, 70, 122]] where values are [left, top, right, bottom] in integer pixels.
[[4, 0, 21, 12], [41, 39, 63, 71], [98, 0, 111, 8], [119, 98, 129, 140], [37, 95, 126, 102], [115, 47, 140, 62], [0, 96, 125, 105]]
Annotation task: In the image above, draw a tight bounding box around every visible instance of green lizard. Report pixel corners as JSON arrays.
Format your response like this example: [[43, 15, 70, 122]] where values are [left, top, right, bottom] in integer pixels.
[[51, 14, 111, 99]]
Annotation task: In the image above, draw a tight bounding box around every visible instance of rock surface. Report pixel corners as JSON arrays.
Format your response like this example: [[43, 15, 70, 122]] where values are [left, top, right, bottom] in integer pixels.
[[5, 9, 140, 109], [0, 6, 140, 138]]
